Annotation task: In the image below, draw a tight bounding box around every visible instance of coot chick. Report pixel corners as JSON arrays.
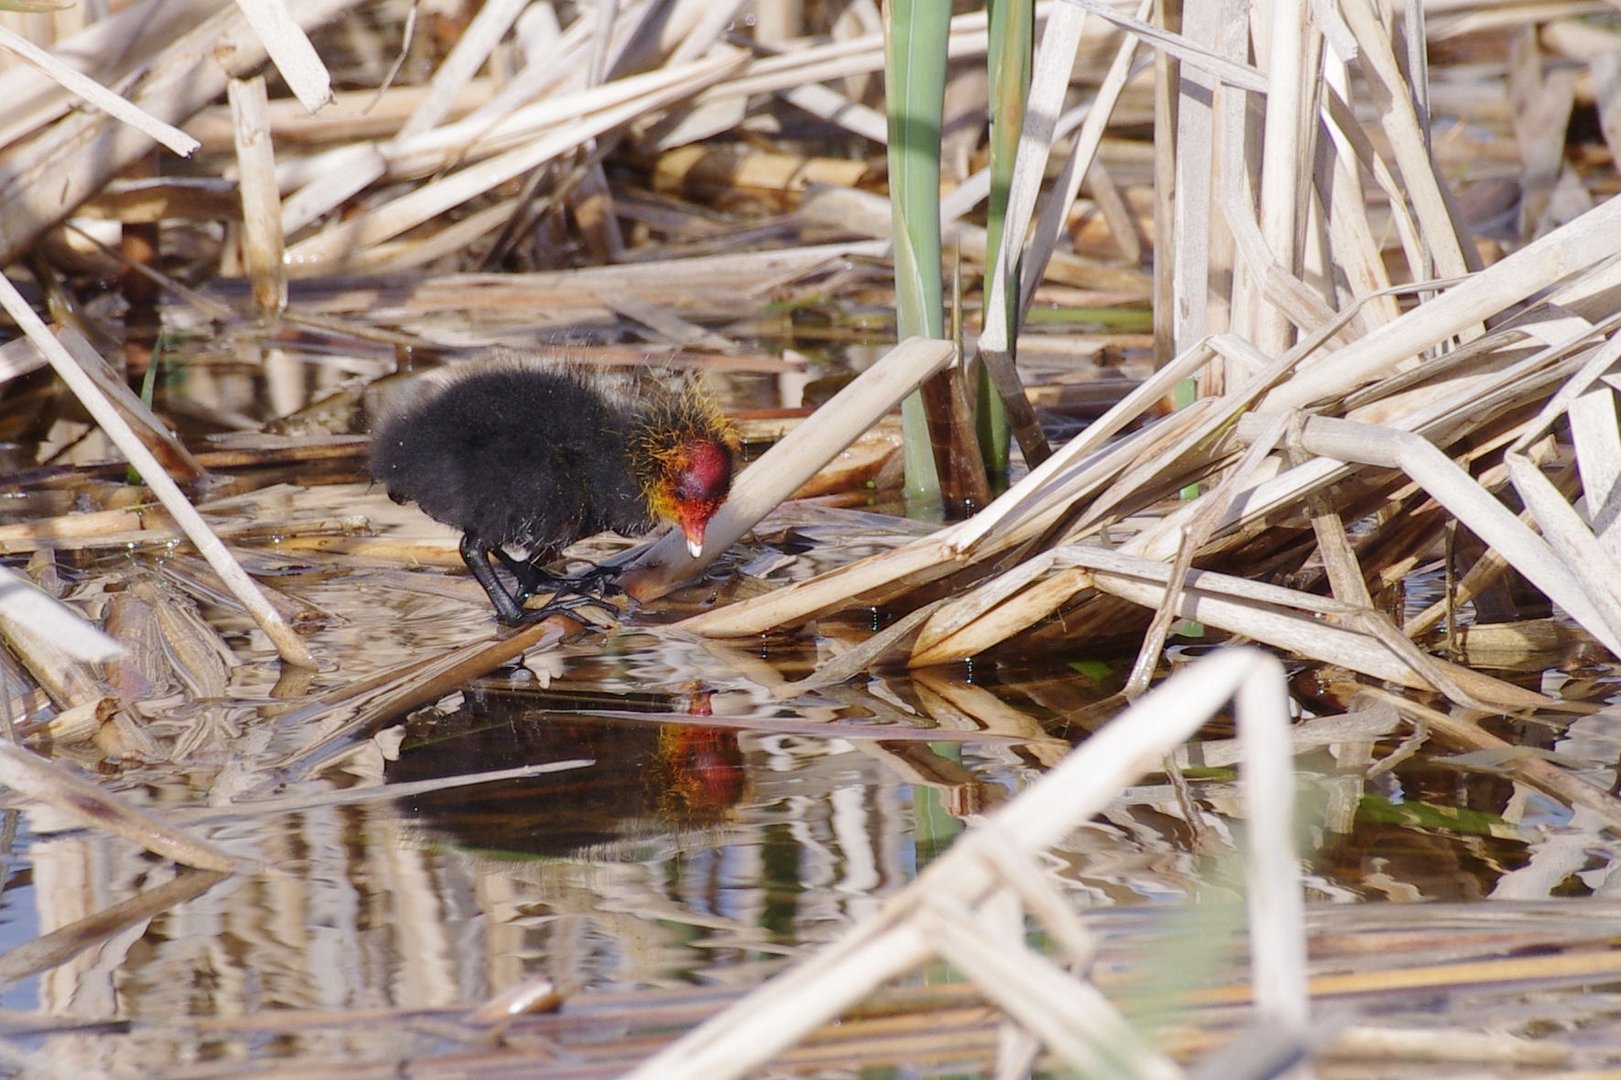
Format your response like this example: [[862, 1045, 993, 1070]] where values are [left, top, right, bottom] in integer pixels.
[[370, 355, 738, 624]]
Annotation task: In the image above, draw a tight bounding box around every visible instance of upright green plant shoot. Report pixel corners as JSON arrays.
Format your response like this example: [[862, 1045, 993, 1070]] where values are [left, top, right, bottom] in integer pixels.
[[885, 0, 949, 507], [980, 0, 1032, 483]]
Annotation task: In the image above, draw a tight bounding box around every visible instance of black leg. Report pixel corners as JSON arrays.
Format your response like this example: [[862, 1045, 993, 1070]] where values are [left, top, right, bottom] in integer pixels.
[[459, 534, 529, 625], [494, 549, 624, 601], [490, 547, 549, 599], [462, 535, 623, 627]]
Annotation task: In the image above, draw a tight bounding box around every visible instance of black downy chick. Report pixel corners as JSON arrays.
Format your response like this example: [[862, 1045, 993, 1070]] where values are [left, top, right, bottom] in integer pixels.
[[370, 354, 739, 624]]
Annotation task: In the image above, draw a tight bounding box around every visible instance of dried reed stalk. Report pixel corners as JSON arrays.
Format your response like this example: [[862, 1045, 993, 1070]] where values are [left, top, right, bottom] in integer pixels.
[[673, 1, 1621, 722], [622, 337, 956, 599], [0, 23, 199, 156], [229, 75, 287, 314], [0, 272, 314, 668], [0, 0, 362, 264]]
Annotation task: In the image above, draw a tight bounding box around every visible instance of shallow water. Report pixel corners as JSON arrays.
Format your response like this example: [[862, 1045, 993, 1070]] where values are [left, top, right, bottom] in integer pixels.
[[4, 338, 1621, 1074], [7, 567, 1621, 1028]]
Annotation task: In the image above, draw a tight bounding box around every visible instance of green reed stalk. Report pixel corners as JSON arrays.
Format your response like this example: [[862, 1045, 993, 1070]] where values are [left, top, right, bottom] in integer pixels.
[[885, 0, 949, 507], [980, 0, 1032, 483]]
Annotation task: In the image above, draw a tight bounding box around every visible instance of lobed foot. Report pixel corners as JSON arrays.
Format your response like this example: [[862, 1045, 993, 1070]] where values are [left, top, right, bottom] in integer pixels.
[[493, 548, 625, 602], [512, 591, 622, 628], [462, 535, 628, 627]]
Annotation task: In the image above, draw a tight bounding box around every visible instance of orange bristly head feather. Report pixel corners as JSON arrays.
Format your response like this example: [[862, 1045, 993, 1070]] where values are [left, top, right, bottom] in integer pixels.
[[633, 383, 740, 557]]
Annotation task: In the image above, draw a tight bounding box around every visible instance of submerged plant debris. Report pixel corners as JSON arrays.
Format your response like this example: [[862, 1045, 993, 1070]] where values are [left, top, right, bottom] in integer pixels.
[[0, 1, 1619, 1077]]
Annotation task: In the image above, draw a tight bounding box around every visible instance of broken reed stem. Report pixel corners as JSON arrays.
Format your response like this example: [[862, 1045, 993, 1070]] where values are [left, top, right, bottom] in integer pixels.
[[1263, 191, 1621, 409], [622, 336, 957, 600], [228, 75, 287, 314], [231, 0, 333, 112], [0, 23, 200, 157]]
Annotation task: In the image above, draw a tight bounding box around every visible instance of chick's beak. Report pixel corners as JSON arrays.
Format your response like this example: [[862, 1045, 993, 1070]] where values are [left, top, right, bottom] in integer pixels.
[[681, 518, 706, 559]]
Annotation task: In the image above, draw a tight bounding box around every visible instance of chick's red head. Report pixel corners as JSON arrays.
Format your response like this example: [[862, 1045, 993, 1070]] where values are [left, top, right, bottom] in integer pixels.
[[654, 436, 734, 557], [634, 381, 739, 557]]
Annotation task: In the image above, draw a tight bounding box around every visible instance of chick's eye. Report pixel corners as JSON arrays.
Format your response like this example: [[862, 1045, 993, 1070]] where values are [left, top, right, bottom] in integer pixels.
[[677, 472, 724, 503], [672, 442, 733, 504]]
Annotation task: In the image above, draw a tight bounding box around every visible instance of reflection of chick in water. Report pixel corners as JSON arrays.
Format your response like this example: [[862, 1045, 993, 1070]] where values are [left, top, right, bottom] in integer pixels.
[[654, 725, 748, 819], [388, 688, 748, 858]]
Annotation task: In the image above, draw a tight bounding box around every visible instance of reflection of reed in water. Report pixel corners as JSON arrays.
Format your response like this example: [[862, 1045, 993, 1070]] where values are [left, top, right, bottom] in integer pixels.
[[14, 689, 918, 1073]]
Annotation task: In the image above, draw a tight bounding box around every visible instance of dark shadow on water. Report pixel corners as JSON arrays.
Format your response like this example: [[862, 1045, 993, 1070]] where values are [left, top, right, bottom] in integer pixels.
[[387, 687, 748, 859]]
